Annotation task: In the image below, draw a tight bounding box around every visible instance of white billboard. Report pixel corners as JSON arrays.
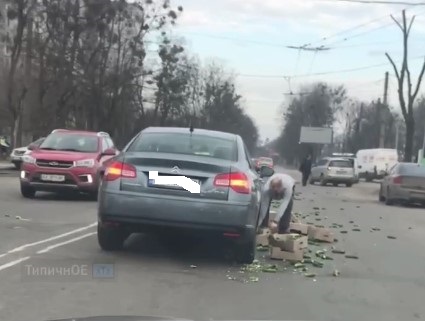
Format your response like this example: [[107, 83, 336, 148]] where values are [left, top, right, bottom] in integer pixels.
[[299, 127, 333, 144]]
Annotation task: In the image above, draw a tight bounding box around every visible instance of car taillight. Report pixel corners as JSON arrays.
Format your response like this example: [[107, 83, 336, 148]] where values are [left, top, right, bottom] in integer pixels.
[[392, 176, 403, 184], [104, 161, 137, 181], [214, 172, 250, 194]]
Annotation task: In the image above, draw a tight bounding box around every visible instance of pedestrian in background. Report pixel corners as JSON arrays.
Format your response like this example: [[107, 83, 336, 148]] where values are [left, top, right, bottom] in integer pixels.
[[299, 154, 312, 186]]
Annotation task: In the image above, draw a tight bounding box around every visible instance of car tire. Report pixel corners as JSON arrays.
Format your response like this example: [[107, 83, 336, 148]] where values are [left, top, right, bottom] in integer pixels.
[[309, 178, 315, 185], [379, 185, 385, 202], [333, 182, 338, 187], [346, 183, 352, 188], [14, 163, 21, 170], [320, 176, 326, 186], [21, 185, 35, 199], [235, 237, 256, 264], [385, 188, 394, 206], [97, 223, 127, 251]]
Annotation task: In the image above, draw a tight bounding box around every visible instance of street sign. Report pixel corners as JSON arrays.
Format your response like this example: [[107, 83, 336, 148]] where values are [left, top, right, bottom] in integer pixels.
[[299, 127, 333, 144]]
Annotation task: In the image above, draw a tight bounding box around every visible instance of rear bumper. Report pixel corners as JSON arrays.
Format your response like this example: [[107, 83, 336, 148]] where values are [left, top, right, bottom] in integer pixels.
[[98, 190, 257, 238], [325, 175, 356, 183], [390, 187, 425, 203]]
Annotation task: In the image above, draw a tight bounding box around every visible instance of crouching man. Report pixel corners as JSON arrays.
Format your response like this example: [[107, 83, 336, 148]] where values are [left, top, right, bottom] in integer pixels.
[[258, 173, 296, 234]]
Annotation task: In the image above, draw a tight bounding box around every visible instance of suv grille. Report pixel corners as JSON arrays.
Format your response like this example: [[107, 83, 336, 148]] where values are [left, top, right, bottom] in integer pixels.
[[36, 159, 73, 168]]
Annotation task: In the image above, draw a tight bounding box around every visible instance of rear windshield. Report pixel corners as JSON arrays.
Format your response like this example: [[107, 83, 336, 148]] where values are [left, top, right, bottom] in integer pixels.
[[127, 132, 237, 161], [40, 133, 99, 153], [329, 160, 352, 168], [399, 165, 425, 177]]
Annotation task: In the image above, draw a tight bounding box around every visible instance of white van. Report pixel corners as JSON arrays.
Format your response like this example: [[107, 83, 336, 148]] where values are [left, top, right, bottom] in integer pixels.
[[356, 148, 399, 181]]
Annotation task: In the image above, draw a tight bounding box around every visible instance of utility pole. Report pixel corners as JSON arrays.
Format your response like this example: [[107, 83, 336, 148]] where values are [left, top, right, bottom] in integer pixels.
[[395, 122, 399, 151], [379, 72, 389, 148]]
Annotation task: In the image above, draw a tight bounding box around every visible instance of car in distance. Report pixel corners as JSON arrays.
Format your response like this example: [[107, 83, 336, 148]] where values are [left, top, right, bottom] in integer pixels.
[[255, 157, 274, 170], [97, 127, 275, 263], [20, 129, 118, 199], [379, 162, 425, 206], [10, 137, 45, 169], [309, 157, 356, 187]]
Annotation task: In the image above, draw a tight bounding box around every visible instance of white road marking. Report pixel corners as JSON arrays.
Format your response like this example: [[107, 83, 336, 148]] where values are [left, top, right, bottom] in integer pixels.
[[0, 256, 31, 272], [4, 222, 97, 255], [36, 232, 96, 254]]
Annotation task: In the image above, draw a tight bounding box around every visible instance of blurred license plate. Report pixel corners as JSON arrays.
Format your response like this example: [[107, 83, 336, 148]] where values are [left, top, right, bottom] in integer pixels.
[[41, 174, 65, 182], [148, 178, 200, 187]]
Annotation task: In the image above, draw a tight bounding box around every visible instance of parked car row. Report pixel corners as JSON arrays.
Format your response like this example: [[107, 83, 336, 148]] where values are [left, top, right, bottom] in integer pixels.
[[19, 127, 275, 263]]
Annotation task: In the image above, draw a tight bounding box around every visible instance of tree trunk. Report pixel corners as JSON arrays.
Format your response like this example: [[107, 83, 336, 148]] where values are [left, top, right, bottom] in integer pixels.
[[404, 116, 415, 161]]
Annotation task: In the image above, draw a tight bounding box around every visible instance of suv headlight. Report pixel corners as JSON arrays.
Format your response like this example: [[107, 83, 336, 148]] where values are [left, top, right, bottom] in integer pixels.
[[74, 159, 95, 168], [22, 155, 36, 164]]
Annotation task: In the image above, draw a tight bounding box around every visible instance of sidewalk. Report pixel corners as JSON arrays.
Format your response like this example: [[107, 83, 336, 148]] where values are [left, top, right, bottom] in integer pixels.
[[0, 161, 14, 170]]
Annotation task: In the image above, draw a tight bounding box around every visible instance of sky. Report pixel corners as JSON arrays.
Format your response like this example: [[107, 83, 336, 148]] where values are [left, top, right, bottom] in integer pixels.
[[170, 0, 425, 141]]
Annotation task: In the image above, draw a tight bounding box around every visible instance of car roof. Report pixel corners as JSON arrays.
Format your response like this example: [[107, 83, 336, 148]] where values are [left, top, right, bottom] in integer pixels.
[[141, 127, 238, 140], [51, 129, 107, 137], [325, 157, 351, 161]]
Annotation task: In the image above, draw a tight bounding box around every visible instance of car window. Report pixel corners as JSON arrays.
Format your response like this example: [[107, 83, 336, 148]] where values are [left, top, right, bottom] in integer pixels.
[[399, 164, 425, 177], [329, 160, 352, 168], [389, 164, 398, 175], [101, 138, 109, 152], [33, 137, 45, 146], [127, 132, 238, 161], [40, 133, 99, 153], [106, 137, 115, 149], [243, 143, 253, 169]]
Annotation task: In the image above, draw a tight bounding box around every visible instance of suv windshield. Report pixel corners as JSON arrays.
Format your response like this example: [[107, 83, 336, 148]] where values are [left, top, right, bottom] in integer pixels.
[[329, 160, 352, 168], [40, 133, 99, 153], [127, 132, 237, 161]]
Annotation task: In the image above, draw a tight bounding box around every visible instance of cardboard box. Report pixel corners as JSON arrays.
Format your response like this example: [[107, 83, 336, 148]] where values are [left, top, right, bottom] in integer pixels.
[[269, 247, 304, 262], [289, 222, 309, 235], [308, 226, 334, 243], [268, 234, 308, 252], [256, 229, 270, 246]]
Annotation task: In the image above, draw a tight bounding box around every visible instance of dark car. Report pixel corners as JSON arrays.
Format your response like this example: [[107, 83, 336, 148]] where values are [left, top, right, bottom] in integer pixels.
[[97, 127, 274, 263], [20, 129, 118, 199]]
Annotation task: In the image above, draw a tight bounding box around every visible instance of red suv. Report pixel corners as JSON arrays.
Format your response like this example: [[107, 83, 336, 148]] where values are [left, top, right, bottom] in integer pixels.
[[20, 129, 118, 199]]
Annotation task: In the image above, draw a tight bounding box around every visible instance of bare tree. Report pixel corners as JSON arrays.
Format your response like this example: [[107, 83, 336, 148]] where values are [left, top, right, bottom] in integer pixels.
[[385, 10, 425, 162]]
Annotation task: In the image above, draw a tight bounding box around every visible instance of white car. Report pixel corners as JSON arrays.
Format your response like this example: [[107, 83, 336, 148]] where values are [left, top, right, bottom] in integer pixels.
[[309, 157, 356, 187], [10, 137, 45, 169]]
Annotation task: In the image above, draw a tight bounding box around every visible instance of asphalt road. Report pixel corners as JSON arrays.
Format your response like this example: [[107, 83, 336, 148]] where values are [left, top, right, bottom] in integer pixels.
[[0, 168, 425, 321]]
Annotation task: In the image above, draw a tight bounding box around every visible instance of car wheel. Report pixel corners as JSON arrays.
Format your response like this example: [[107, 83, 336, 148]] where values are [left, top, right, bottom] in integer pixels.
[[97, 223, 127, 251], [309, 178, 315, 185], [379, 185, 385, 202], [21, 185, 35, 199], [14, 163, 21, 170], [235, 236, 256, 264], [385, 188, 394, 206], [346, 183, 352, 188], [333, 182, 338, 187], [320, 176, 326, 186]]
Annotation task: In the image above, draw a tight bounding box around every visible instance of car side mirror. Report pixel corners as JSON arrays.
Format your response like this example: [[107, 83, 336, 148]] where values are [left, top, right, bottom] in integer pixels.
[[102, 148, 116, 156], [259, 165, 274, 178]]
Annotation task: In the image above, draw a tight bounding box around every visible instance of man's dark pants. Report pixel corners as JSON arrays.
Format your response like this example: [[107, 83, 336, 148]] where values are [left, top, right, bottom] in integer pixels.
[[260, 197, 294, 233], [302, 171, 310, 186]]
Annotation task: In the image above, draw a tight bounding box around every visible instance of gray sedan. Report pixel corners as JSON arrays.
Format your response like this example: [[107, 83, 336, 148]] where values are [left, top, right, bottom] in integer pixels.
[[379, 162, 425, 206], [97, 127, 274, 263]]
